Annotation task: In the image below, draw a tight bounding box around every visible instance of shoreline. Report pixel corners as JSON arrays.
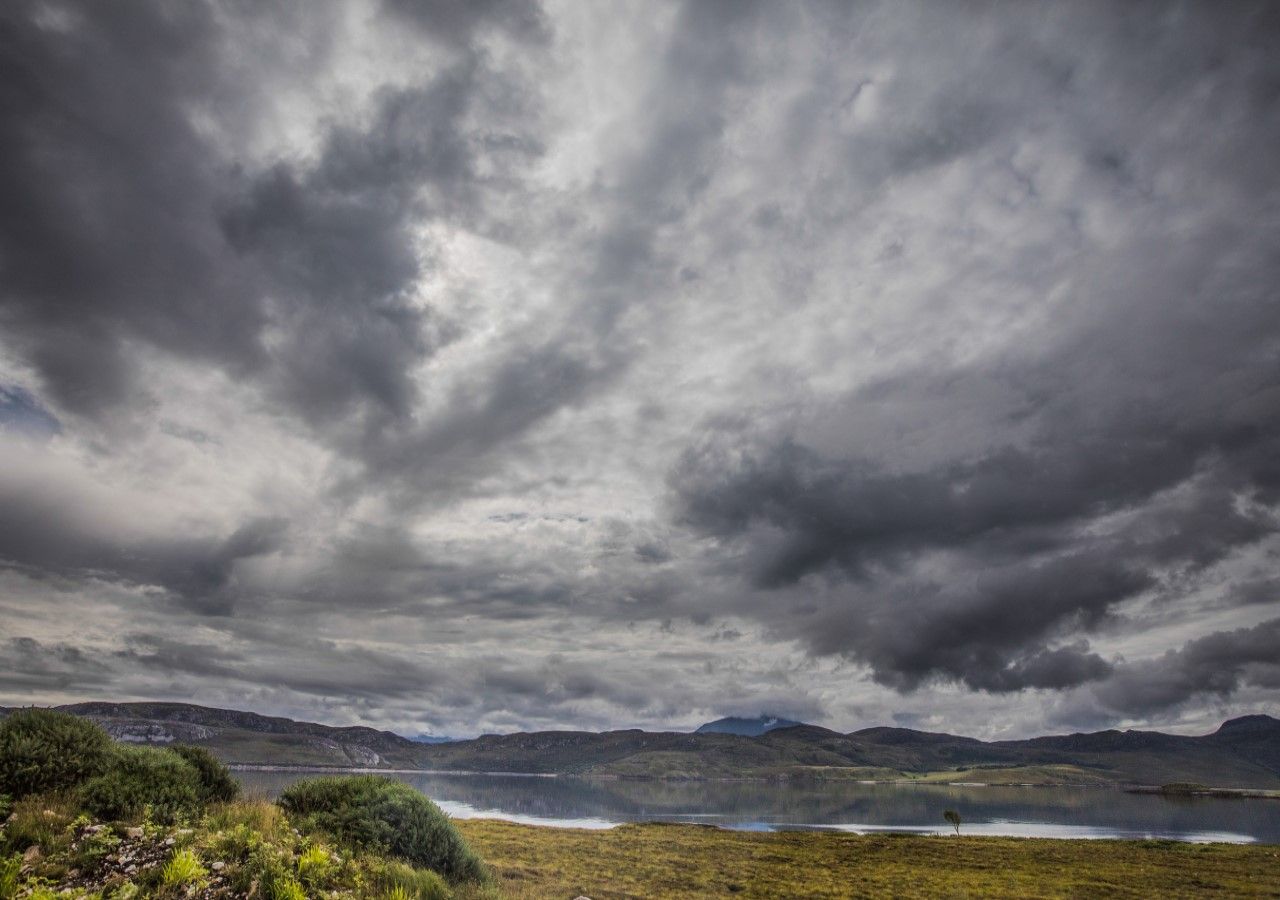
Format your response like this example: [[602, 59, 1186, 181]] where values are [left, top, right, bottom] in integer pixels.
[[232, 764, 1273, 794]]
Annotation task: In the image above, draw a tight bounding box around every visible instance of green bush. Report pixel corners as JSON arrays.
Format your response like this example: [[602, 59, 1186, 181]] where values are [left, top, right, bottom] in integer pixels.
[[0, 709, 113, 799], [78, 746, 202, 822], [168, 744, 239, 803], [279, 776, 484, 882]]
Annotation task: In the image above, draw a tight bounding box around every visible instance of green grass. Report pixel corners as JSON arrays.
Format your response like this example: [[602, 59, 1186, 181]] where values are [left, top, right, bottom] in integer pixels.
[[160, 848, 207, 886], [455, 819, 1280, 899], [906, 764, 1114, 785]]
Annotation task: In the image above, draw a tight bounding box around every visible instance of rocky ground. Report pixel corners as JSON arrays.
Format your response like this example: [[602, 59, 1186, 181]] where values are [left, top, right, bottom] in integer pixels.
[[9, 816, 242, 898]]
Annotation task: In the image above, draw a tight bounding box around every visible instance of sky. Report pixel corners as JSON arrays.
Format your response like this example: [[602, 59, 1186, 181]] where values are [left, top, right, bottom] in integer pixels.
[[1, 0, 1278, 740]]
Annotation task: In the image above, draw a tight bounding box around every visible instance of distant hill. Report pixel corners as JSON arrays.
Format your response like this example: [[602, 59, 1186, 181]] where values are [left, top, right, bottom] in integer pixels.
[[3, 703, 1277, 789], [406, 733, 457, 744], [696, 715, 807, 736]]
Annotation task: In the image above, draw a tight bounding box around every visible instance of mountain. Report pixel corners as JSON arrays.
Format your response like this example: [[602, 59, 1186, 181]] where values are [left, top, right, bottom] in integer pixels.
[[406, 733, 456, 744], [4, 703, 1277, 789], [695, 715, 807, 736]]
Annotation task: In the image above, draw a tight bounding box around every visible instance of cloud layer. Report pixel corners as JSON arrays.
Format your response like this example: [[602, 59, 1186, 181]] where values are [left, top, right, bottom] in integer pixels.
[[0, 0, 1277, 737]]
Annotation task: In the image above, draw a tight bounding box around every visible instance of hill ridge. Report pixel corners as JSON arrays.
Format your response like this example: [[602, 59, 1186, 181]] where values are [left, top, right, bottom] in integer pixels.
[[2, 703, 1276, 788]]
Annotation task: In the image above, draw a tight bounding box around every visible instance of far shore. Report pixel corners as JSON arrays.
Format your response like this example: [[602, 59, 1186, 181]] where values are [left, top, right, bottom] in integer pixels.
[[231, 763, 1279, 796]]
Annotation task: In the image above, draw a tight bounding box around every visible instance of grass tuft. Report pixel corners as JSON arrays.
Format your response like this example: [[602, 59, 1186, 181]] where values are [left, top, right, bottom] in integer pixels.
[[161, 848, 207, 886], [0, 854, 21, 900]]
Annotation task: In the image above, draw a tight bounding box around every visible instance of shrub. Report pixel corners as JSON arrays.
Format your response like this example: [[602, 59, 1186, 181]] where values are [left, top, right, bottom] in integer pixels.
[[168, 745, 239, 803], [78, 746, 202, 822], [0, 710, 113, 799], [161, 848, 207, 887], [279, 776, 484, 882]]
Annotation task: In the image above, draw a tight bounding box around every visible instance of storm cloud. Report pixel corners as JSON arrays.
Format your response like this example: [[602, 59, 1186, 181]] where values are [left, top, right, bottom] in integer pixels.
[[0, 0, 1277, 738]]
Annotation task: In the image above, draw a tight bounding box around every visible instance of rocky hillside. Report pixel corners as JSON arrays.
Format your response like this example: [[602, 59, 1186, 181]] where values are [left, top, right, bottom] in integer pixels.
[[0, 702, 424, 768]]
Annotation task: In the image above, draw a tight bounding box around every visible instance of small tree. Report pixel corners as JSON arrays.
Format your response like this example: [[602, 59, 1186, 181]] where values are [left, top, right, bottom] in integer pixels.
[[943, 809, 962, 835]]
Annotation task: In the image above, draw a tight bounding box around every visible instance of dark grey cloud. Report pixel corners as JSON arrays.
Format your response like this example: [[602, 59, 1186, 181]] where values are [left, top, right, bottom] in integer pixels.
[[669, 256, 1280, 690], [1096, 619, 1280, 715], [0, 0, 545, 446], [0, 468, 287, 615], [381, 0, 548, 44], [1, 0, 1279, 736], [0, 637, 111, 693]]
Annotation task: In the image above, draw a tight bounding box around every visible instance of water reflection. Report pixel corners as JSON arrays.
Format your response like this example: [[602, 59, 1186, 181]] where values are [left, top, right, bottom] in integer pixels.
[[236, 771, 1280, 843]]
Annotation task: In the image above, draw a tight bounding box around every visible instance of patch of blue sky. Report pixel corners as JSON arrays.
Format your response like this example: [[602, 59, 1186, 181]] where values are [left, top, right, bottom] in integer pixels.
[[0, 384, 61, 437]]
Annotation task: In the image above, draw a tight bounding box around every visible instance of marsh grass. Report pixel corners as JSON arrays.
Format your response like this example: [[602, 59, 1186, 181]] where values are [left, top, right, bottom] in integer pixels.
[[455, 819, 1280, 899], [0, 794, 77, 854], [206, 797, 286, 840]]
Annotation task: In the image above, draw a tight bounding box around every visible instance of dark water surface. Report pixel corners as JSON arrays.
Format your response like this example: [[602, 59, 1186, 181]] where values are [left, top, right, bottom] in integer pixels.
[[236, 771, 1280, 843]]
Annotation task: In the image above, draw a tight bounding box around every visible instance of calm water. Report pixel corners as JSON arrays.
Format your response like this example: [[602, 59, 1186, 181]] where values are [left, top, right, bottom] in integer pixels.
[[235, 771, 1280, 843]]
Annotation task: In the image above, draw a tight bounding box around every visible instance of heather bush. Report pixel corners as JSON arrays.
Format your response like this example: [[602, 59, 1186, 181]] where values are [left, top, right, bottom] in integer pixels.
[[169, 744, 239, 803], [279, 775, 484, 882], [78, 746, 202, 822], [0, 710, 112, 799]]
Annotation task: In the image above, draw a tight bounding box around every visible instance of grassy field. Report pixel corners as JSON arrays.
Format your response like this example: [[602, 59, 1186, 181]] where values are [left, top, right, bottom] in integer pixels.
[[456, 819, 1280, 899], [903, 764, 1115, 785]]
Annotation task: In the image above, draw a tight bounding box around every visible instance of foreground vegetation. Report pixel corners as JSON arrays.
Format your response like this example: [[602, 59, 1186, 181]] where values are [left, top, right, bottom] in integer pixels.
[[0, 710, 489, 898], [456, 819, 1280, 899], [4, 709, 1280, 898]]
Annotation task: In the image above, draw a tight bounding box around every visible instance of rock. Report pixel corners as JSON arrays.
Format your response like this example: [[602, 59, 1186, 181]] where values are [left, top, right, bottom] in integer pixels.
[[211, 861, 226, 871], [164, 836, 176, 846], [126, 826, 144, 838]]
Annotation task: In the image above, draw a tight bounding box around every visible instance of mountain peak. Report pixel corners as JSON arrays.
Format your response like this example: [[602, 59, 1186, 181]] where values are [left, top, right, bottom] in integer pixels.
[[1214, 714, 1279, 736], [695, 715, 807, 737]]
